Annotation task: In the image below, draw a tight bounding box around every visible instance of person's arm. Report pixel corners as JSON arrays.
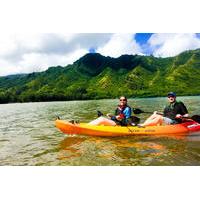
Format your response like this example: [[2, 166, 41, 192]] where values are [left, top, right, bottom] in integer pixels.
[[176, 102, 189, 118], [180, 102, 188, 114]]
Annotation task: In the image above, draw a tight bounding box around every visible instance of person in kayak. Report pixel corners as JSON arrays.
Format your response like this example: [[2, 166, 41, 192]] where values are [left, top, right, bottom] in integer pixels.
[[88, 96, 132, 126], [139, 92, 189, 127]]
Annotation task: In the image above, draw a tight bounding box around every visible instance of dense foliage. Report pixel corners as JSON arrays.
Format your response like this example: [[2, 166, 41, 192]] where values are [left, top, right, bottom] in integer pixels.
[[0, 49, 200, 103]]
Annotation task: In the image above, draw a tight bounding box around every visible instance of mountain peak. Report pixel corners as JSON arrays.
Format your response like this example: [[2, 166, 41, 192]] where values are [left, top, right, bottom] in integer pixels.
[[74, 53, 108, 76]]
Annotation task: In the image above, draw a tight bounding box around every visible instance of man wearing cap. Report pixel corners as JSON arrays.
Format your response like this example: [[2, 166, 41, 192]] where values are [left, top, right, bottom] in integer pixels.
[[139, 92, 189, 127]]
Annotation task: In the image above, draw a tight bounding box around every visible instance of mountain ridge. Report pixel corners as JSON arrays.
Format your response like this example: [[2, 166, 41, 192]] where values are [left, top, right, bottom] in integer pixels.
[[0, 49, 200, 103]]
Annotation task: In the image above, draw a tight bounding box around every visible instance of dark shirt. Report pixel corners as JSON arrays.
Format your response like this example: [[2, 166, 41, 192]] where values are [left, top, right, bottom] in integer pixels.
[[163, 101, 188, 121]]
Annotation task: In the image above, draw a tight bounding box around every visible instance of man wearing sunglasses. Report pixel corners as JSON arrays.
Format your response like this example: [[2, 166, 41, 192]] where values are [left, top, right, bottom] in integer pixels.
[[139, 92, 189, 127], [88, 96, 132, 126]]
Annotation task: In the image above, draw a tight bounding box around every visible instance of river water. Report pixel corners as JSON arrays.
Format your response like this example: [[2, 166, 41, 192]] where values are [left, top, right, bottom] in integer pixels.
[[0, 96, 200, 166]]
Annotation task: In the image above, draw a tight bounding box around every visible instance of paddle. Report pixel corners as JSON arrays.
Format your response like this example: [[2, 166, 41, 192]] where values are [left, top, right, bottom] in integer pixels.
[[97, 110, 104, 117], [132, 108, 153, 114], [133, 108, 200, 124], [96, 110, 140, 127], [133, 108, 163, 115], [191, 115, 200, 123]]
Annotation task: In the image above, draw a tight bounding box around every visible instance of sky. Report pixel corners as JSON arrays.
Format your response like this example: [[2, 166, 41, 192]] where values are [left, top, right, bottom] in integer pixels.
[[0, 33, 200, 76]]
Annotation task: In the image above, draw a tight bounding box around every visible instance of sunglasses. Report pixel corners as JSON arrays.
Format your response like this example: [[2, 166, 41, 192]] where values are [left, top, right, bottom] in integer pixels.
[[168, 96, 175, 98], [120, 99, 127, 101]]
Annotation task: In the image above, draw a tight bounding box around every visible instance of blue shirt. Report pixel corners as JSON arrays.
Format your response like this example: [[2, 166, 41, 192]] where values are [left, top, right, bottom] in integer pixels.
[[122, 106, 132, 119]]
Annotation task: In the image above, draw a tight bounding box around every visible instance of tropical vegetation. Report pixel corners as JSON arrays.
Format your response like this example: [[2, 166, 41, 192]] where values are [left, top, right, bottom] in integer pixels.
[[0, 49, 200, 103]]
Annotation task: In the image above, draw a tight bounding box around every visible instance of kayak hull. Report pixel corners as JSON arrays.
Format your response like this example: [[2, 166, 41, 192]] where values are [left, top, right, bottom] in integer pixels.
[[55, 120, 200, 137]]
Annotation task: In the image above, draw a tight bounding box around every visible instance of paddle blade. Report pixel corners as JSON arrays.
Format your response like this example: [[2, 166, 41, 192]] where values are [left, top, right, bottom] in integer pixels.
[[191, 115, 200, 123], [130, 116, 140, 125], [97, 110, 104, 117]]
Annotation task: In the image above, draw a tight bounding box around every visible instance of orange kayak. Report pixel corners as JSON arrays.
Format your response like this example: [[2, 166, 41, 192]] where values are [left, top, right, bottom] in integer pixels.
[[55, 119, 200, 137]]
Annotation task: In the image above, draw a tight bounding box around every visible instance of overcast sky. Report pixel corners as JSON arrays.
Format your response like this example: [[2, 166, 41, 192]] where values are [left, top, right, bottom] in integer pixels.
[[0, 33, 200, 76]]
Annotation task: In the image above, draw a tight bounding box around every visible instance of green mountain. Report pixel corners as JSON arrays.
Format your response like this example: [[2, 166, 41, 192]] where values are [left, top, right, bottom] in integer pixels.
[[0, 49, 200, 103]]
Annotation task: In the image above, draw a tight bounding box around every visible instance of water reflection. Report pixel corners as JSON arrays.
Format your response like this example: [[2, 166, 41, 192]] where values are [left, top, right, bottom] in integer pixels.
[[57, 134, 194, 165], [186, 131, 200, 141]]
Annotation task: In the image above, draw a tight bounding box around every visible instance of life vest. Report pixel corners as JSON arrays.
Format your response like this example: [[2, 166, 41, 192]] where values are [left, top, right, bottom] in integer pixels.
[[113, 105, 131, 126], [164, 101, 188, 122], [115, 105, 131, 118]]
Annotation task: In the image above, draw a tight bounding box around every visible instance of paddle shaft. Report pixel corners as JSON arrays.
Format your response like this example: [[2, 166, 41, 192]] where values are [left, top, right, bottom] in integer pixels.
[[133, 108, 200, 123], [133, 108, 163, 115]]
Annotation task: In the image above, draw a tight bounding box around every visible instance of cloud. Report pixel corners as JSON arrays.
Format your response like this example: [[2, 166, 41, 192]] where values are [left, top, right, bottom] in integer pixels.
[[1, 33, 200, 76], [97, 33, 143, 57], [148, 33, 200, 57], [0, 33, 112, 76], [18, 48, 89, 72]]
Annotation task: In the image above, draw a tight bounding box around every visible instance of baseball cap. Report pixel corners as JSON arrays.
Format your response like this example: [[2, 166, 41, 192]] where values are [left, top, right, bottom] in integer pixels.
[[167, 92, 176, 97]]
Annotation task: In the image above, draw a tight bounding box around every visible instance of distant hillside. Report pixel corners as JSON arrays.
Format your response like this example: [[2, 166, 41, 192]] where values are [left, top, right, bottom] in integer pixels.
[[0, 49, 200, 103]]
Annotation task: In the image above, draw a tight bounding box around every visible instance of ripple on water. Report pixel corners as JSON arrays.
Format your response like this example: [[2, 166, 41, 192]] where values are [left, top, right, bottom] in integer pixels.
[[0, 98, 200, 165]]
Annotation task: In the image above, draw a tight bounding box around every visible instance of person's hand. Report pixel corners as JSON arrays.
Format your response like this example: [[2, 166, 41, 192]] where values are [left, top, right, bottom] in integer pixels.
[[176, 114, 182, 118], [116, 115, 121, 120], [116, 113, 125, 120], [116, 115, 119, 120]]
